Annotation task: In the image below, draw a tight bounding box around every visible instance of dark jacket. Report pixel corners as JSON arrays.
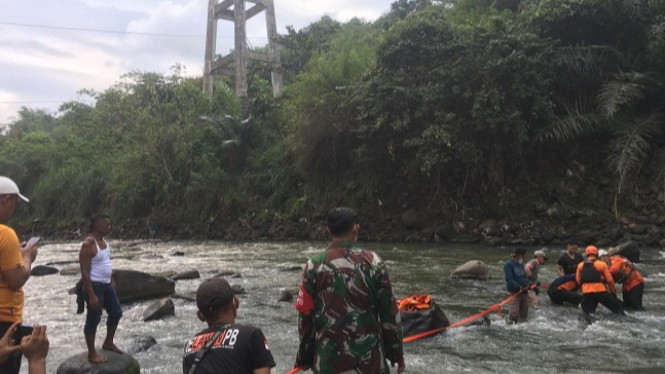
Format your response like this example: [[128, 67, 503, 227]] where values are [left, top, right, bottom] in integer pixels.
[[504, 259, 528, 294]]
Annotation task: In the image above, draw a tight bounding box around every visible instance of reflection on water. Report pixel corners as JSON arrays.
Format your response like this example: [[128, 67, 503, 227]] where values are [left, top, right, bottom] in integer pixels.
[[20, 240, 665, 373]]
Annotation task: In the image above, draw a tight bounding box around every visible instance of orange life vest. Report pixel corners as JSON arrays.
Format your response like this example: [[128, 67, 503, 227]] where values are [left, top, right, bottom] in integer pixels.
[[397, 293, 433, 311], [576, 259, 616, 294], [609, 256, 644, 291]]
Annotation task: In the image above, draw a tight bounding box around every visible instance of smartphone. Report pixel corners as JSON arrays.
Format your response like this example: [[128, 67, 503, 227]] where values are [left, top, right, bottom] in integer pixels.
[[25, 236, 41, 247], [12, 325, 33, 342]]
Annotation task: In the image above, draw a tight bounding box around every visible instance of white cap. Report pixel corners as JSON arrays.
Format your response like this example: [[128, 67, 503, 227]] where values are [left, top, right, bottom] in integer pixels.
[[0, 176, 29, 202], [598, 249, 608, 257], [534, 249, 548, 260]]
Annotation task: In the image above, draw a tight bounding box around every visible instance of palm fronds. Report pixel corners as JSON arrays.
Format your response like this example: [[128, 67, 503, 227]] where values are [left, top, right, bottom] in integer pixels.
[[536, 98, 604, 142], [607, 112, 665, 218], [554, 45, 623, 75], [597, 72, 648, 119]]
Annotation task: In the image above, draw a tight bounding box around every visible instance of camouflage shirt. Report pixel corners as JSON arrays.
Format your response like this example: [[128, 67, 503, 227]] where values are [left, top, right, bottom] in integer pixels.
[[295, 240, 403, 374]]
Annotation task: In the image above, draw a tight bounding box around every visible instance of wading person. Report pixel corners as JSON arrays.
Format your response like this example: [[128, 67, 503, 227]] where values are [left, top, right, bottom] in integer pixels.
[[182, 277, 275, 374], [524, 249, 548, 307], [576, 246, 625, 318], [504, 248, 529, 323], [547, 274, 583, 306], [0, 176, 39, 374], [599, 250, 645, 311], [79, 214, 123, 363], [556, 240, 583, 276], [294, 207, 405, 374]]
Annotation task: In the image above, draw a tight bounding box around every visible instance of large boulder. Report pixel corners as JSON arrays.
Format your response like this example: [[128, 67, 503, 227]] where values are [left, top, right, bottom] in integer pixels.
[[608, 241, 640, 263], [126, 336, 157, 354], [142, 298, 175, 322], [60, 266, 80, 276], [278, 289, 293, 302], [57, 351, 139, 374], [31, 265, 58, 276], [112, 269, 175, 303], [401, 209, 423, 229], [171, 270, 200, 281], [450, 260, 489, 280]]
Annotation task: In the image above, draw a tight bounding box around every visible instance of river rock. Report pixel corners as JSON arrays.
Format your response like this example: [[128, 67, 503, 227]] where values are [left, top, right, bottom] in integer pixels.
[[143, 298, 175, 322], [450, 260, 489, 280], [435, 222, 458, 240], [401, 208, 423, 229], [126, 336, 157, 354], [56, 350, 139, 374], [278, 289, 293, 302], [215, 270, 238, 277], [60, 266, 80, 276], [171, 270, 200, 281], [608, 241, 640, 262], [477, 219, 496, 234], [113, 269, 175, 303], [231, 284, 245, 294], [153, 270, 177, 279], [30, 265, 58, 276]]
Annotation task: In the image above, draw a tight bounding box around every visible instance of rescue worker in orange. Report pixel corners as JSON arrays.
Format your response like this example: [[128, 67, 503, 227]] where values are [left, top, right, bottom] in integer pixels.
[[575, 246, 625, 316], [599, 250, 645, 311]]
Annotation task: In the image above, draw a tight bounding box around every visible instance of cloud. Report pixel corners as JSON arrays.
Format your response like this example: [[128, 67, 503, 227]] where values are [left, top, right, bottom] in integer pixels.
[[0, 0, 394, 124]]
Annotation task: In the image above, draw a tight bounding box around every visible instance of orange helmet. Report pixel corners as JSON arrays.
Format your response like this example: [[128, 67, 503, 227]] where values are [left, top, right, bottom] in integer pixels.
[[585, 245, 599, 257]]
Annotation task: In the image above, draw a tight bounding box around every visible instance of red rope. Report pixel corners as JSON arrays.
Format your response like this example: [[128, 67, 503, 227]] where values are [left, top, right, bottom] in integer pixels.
[[287, 285, 539, 371]]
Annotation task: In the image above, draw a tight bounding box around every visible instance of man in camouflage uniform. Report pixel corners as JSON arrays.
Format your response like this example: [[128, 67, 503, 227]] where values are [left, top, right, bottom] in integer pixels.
[[294, 207, 405, 374]]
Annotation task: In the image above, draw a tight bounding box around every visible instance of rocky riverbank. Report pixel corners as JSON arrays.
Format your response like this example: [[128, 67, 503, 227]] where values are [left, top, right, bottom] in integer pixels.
[[26, 177, 665, 251], [46, 207, 665, 253]]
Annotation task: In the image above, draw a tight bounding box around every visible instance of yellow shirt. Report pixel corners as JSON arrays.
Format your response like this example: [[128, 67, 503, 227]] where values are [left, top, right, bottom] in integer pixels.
[[0, 224, 25, 322]]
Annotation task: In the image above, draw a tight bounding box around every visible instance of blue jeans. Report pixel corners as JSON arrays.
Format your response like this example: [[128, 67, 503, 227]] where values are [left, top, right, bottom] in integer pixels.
[[84, 282, 123, 335]]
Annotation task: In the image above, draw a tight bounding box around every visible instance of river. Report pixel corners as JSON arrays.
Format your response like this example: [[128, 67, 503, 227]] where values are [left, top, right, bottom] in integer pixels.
[[19, 240, 665, 374]]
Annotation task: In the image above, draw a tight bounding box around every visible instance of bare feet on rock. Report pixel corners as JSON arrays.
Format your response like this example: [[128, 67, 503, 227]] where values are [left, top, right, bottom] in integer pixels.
[[88, 351, 107, 364], [102, 342, 124, 354]]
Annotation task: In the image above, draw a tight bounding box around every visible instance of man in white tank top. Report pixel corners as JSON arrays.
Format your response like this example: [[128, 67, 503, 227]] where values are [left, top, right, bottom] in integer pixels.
[[79, 214, 123, 363]]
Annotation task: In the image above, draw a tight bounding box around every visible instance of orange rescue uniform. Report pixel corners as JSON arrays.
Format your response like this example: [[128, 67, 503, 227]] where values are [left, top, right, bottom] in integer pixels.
[[608, 256, 644, 292], [576, 259, 616, 294]]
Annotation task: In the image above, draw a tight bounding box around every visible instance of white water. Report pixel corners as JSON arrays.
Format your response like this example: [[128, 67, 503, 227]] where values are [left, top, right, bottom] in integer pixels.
[[20, 240, 665, 373]]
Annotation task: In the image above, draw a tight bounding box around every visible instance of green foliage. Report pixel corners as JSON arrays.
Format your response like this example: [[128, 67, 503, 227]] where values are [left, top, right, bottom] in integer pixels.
[[281, 20, 378, 189], [3, 1, 665, 235], [534, 0, 665, 219], [277, 16, 343, 84], [354, 5, 557, 205]]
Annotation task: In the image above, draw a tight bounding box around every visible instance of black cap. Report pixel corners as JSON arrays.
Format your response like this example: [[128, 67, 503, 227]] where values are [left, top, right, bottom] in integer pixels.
[[196, 277, 234, 313], [512, 248, 527, 256]]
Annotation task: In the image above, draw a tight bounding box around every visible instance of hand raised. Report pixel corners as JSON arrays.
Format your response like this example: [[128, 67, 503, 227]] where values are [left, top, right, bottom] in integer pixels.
[[20, 324, 49, 363], [0, 322, 20, 365]]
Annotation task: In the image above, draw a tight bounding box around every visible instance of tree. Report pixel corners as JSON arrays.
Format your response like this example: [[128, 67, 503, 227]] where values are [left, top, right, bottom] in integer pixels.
[[532, 0, 665, 219]]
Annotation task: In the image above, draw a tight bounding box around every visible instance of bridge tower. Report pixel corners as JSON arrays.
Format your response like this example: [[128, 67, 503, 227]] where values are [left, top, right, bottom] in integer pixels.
[[203, 0, 282, 99]]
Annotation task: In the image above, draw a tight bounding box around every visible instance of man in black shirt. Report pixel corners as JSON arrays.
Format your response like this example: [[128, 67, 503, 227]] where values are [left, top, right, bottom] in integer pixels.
[[183, 278, 275, 374], [556, 240, 583, 276]]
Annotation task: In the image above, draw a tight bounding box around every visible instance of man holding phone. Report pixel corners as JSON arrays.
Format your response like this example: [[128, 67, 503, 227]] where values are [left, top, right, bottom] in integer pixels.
[[0, 176, 39, 374]]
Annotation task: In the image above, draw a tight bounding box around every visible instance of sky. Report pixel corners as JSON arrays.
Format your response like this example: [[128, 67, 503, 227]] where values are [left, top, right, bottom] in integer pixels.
[[0, 0, 395, 126]]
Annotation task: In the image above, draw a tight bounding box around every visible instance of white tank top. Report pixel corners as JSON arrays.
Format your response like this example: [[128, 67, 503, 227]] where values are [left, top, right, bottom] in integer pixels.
[[89, 239, 112, 284]]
